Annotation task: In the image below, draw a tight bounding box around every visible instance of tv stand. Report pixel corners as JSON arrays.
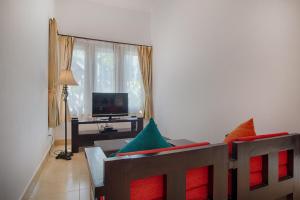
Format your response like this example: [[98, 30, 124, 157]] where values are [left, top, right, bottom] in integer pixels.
[[102, 126, 117, 133], [71, 117, 143, 153], [107, 116, 120, 121]]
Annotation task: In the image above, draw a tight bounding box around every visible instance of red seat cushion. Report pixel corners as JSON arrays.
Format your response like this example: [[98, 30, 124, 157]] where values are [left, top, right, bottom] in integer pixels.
[[186, 167, 209, 200]]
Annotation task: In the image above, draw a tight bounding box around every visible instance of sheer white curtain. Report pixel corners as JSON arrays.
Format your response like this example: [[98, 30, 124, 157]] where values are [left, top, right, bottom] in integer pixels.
[[68, 39, 144, 117]]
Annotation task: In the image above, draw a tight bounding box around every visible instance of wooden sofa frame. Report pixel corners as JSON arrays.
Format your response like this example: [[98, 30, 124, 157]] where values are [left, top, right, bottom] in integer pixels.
[[85, 133, 300, 200], [230, 134, 300, 200]]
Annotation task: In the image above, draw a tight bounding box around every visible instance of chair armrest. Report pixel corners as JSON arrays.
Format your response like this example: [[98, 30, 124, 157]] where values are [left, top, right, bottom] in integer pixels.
[[85, 147, 107, 198]]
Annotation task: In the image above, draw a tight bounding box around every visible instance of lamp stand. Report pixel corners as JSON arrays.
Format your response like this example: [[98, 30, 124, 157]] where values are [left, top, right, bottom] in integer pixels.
[[56, 85, 73, 160]]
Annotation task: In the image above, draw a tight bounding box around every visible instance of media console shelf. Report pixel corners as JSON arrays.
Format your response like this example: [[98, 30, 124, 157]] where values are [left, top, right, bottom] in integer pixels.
[[71, 117, 143, 153]]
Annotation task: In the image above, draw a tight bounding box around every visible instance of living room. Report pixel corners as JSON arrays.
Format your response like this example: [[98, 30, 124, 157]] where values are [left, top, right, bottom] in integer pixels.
[[1, 0, 300, 200]]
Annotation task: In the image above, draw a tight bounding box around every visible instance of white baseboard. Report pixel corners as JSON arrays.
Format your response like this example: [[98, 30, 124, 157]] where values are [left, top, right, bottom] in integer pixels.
[[19, 140, 54, 200]]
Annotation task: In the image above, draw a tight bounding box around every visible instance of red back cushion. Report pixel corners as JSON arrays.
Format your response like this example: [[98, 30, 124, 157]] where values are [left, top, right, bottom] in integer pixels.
[[250, 156, 263, 173], [228, 157, 264, 196], [237, 132, 289, 184], [245, 133, 288, 188], [117, 142, 210, 200], [278, 150, 288, 179], [131, 175, 165, 200], [227, 132, 289, 192], [279, 150, 288, 165], [186, 167, 209, 200]]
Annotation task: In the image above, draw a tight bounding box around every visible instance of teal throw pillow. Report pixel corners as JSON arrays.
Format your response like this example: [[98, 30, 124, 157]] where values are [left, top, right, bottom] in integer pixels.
[[116, 118, 172, 155]]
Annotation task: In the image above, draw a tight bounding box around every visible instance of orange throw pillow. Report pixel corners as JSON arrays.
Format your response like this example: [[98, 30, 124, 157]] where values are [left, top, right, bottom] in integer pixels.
[[224, 118, 256, 144]]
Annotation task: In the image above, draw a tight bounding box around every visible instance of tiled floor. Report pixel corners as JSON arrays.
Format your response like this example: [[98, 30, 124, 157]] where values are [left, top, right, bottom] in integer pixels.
[[26, 146, 91, 200]]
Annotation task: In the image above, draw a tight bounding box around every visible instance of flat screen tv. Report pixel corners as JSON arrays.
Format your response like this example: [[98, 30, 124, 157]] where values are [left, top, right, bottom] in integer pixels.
[[92, 93, 128, 118]]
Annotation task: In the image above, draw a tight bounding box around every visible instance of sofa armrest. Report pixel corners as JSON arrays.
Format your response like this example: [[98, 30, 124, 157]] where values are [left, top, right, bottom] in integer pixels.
[[85, 147, 107, 199]]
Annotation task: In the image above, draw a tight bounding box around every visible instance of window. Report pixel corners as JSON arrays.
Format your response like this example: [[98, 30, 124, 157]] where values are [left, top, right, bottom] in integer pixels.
[[68, 39, 144, 117]]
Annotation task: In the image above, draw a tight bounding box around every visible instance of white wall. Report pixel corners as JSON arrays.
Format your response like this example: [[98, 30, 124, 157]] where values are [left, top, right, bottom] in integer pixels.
[[151, 0, 300, 143], [54, 0, 151, 139], [86, 0, 153, 13], [0, 0, 54, 199], [55, 0, 151, 45]]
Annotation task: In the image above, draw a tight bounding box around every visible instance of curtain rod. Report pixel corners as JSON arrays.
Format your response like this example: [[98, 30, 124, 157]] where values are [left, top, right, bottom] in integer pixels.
[[58, 33, 152, 48]]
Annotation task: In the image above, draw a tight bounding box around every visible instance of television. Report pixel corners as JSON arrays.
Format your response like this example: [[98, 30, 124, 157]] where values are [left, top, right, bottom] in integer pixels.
[[92, 93, 128, 118]]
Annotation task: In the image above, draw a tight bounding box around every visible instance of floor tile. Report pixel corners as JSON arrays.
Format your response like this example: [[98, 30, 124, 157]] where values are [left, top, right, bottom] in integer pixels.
[[30, 190, 79, 200], [79, 188, 91, 200], [28, 145, 90, 200]]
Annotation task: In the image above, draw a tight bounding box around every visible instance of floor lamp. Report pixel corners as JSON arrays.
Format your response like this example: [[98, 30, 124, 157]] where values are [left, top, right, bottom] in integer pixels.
[[56, 69, 78, 160]]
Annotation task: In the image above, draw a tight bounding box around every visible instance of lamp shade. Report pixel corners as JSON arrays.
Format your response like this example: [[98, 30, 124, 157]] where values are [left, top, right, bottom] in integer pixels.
[[59, 69, 78, 86]]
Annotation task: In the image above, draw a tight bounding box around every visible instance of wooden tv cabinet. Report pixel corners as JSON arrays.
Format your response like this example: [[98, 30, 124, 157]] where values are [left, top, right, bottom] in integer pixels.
[[71, 117, 143, 153]]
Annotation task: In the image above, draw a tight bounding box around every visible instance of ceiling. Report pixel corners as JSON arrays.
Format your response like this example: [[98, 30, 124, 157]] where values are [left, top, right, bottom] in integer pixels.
[[86, 0, 154, 13]]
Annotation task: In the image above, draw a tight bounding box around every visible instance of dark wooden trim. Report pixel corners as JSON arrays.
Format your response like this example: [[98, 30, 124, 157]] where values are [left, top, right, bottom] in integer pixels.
[[294, 134, 300, 199], [85, 147, 106, 198], [71, 117, 143, 153], [85, 133, 300, 200], [103, 143, 228, 200], [232, 134, 300, 200], [77, 118, 142, 124], [137, 118, 144, 133], [71, 118, 79, 153]]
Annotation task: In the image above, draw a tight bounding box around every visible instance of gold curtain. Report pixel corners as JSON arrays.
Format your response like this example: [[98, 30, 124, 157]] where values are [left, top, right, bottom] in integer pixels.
[[48, 18, 60, 128], [58, 36, 75, 123], [138, 46, 153, 120]]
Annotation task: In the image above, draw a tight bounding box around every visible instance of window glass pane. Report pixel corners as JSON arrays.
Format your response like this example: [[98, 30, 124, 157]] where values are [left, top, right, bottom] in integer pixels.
[[69, 44, 86, 116], [68, 40, 145, 116], [123, 51, 145, 114], [94, 45, 115, 93]]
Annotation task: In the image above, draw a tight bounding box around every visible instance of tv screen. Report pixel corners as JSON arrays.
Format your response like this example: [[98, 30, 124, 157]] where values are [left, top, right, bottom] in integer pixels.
[[92, 93, 128, 117]]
